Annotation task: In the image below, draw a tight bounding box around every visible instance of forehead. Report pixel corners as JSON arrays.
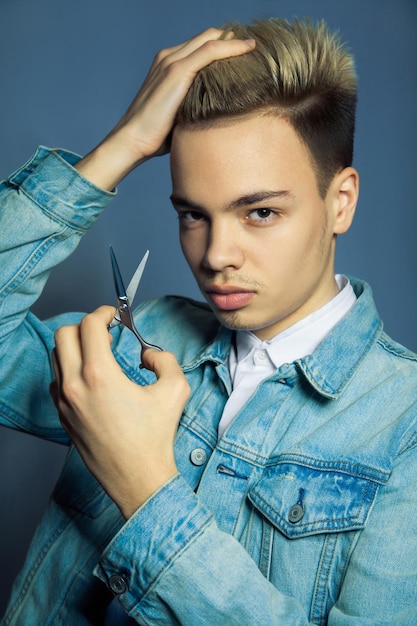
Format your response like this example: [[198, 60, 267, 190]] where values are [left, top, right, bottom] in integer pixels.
[[170, 114, 318, 201]]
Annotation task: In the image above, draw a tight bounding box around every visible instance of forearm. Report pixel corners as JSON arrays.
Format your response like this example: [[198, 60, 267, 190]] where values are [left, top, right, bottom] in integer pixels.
[[0, 147, 114, 339], [95, 475, 309, 625], [0, 147, 114, 437], [74, 129, 146, 192]]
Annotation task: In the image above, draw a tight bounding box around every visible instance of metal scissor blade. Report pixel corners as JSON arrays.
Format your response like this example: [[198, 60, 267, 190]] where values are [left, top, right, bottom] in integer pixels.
[[108, 246, 149, 329], [109, 245, 127, 299], [126, 250, 149, 305]]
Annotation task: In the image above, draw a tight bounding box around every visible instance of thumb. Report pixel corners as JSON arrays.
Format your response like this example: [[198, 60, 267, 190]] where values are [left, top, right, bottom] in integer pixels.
[[142, 348, 181, 378], [142, 348, 190, 402]]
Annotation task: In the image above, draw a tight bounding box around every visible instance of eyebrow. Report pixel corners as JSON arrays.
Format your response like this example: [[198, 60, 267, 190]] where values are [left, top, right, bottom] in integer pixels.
[[170, 190, 295, 212]]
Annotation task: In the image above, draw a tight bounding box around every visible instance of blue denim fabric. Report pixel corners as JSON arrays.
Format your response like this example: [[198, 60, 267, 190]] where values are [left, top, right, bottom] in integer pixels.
[[1, 148, 417, 625]]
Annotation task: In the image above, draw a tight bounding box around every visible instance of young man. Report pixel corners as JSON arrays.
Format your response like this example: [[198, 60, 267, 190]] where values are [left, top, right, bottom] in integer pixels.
[[1, 18, 416, 625]]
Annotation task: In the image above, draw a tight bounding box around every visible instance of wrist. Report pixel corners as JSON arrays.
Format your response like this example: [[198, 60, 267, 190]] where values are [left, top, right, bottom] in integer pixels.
[[116, 463, 179, 520], [75, 129, 148, 191]]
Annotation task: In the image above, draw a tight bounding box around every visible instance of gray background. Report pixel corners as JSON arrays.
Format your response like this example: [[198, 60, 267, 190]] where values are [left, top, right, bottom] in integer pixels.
[[0, 0, 416, 614]]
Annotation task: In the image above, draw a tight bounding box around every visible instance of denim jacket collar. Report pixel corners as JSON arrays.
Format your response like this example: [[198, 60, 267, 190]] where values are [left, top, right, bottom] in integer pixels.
[[181, 278, 382, 401], [298, 278, 383, 399]]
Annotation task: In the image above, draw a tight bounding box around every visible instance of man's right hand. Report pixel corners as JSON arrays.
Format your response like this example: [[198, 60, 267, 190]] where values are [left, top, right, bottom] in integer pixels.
[[75, 29, 255, 190]]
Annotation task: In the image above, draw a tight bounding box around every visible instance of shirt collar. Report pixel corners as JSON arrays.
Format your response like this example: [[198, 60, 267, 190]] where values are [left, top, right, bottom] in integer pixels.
[[185, 277, 382, 400], [233, 275, 356, 371]]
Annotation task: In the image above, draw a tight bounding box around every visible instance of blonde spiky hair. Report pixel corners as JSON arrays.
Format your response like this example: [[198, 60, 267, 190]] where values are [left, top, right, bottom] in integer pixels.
[[177, 18, 357, 197]]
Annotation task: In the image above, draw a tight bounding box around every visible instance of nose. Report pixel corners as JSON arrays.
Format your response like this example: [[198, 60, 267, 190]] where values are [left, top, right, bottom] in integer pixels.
[[202, 219, 244, 272]]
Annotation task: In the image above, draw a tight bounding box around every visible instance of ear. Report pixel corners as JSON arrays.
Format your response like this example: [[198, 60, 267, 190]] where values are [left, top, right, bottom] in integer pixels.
[[328, 167, 359, 235]]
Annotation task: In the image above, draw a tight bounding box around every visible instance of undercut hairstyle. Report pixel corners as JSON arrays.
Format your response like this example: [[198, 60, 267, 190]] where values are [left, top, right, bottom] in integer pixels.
[[176, 18, 357, 197]]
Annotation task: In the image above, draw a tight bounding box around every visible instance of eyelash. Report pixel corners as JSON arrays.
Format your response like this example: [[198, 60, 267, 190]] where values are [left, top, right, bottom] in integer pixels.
[[246, 208, 276, 223], [177, 208, 280, 227], [178, 211, 205, 223]]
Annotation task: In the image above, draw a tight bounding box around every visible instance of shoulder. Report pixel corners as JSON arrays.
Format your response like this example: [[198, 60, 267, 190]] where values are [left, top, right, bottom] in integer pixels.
[[363, 329, 417, 455], [348, 276, 417, 375], [366, 329, 417, 396], [376, 331, 417, 365]]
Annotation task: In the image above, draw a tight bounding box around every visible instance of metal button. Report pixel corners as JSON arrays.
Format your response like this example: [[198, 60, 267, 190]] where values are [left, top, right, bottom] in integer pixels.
[[109, 574, 127, 595], [288, 503, 304, 523], [190, 448, 207, 466]]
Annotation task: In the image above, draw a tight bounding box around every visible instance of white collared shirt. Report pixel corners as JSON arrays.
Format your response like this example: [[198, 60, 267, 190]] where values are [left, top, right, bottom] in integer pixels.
[[218, 275, 356, 438]]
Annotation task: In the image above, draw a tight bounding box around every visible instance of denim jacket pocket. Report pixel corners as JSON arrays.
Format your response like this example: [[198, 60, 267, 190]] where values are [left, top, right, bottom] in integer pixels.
[[53, 445, 113, 519], [248, 460, 385, 539]]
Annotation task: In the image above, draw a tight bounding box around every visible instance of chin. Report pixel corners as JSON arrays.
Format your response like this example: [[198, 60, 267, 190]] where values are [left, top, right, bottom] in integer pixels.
[[214, 309, 264, 333]]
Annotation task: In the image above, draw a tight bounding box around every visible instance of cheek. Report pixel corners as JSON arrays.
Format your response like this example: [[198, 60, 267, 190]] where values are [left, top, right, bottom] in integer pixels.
[[290, 213, 330, 257], [179, 231, 202, 271]]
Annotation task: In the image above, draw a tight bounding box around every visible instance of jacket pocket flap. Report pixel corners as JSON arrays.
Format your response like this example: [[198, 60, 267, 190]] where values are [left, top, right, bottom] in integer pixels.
[[248, 461, 382, 539]]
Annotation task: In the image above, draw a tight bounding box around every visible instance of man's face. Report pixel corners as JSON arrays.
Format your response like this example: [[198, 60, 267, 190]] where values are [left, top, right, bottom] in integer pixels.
[[170, 114, 352, 340]]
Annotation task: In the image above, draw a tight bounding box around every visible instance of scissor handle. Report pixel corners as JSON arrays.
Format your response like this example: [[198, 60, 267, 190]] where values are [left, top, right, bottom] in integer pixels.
[[118, 297, 162, 356]]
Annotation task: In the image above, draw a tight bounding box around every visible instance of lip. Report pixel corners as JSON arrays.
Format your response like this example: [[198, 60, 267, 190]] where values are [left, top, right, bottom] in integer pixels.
[[204, 285, 255, 311]]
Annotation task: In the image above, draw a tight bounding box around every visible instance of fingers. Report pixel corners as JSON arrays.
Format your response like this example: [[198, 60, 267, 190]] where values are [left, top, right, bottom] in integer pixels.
[[78, 306, 116, 365], [180, 36, 256, 73], [53, 307, 114, 373], [156, 27, 255, 75], [52, 307, 115, 405], [152, 28, 224, 64], [154, 27, 245, 64], [52, 306, 189, 424], [54, 323, 82, 371], [142, 348, 190, 404], [51, 347, 61, 386]]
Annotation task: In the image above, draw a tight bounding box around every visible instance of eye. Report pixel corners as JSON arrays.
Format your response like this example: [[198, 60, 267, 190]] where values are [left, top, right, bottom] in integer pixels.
[[177, 210, 208, 230], [247, 208, 276, 222], [178, 210, 206, 223]]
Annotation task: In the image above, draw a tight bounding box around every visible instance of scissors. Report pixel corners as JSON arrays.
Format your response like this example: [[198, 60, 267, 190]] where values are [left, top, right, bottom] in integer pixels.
[[108, 245, 162, 363]]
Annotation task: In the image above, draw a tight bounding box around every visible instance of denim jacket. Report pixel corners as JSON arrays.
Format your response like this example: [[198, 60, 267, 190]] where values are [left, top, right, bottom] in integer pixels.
[[1, 148, 417, 625]]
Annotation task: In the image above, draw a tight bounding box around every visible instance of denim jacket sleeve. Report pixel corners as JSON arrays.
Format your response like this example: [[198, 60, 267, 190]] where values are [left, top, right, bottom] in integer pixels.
[[0, 147, 114, 439], [95, 475, 308, 625], [96, 443, 417, 626]]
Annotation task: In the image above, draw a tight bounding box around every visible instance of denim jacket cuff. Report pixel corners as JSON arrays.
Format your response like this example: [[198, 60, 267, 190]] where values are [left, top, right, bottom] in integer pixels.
[[5, 146, 115, 232], [94, 474, 213, 609]]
